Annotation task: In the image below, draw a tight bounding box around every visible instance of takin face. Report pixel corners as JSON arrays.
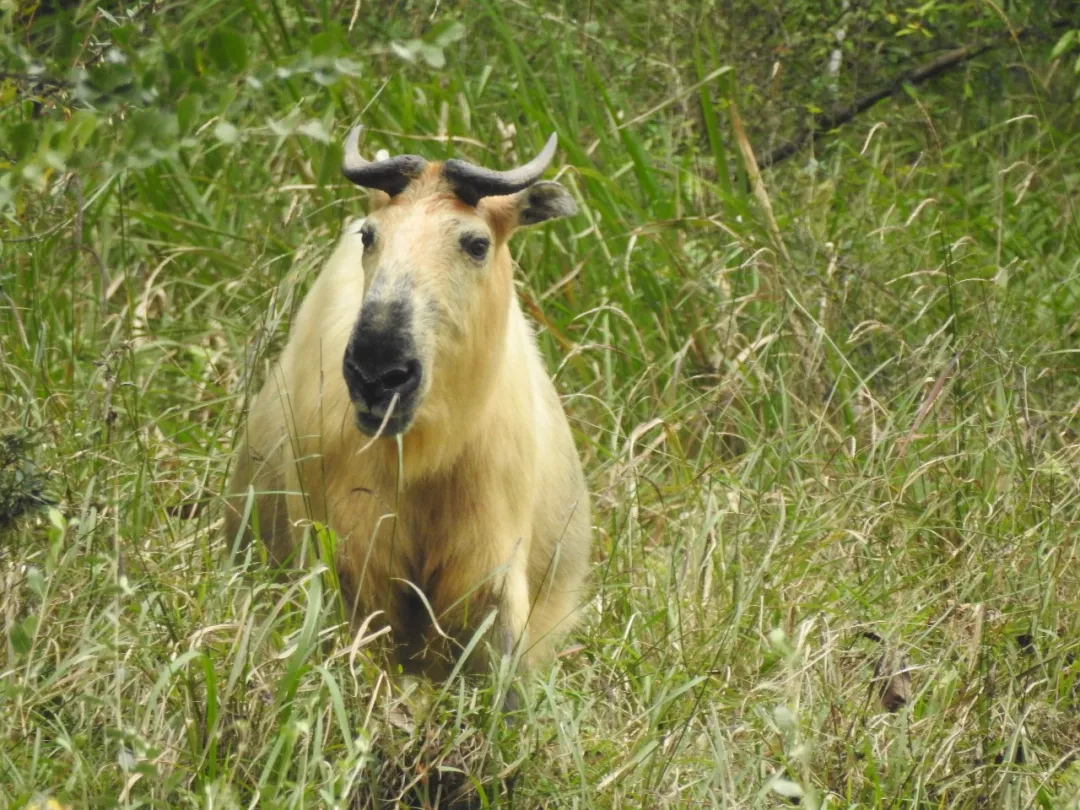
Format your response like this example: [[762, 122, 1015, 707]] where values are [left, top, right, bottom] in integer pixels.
[[339, 128, 577, 440]]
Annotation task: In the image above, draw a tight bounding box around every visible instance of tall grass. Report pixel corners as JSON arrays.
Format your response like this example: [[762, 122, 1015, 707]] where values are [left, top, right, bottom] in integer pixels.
[[2, 1, 1080, 807]]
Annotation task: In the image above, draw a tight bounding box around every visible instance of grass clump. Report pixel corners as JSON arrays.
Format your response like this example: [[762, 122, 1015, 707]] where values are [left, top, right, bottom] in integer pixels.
[[3, 1, 1080, 808]]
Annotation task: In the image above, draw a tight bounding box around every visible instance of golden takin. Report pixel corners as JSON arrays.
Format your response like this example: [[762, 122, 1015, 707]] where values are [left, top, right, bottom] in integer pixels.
[[224, 127, 592, 703]]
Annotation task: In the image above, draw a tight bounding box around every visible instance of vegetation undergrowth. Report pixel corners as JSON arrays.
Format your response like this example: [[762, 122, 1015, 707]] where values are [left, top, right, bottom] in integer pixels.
[[2, 1, 1080, 807]]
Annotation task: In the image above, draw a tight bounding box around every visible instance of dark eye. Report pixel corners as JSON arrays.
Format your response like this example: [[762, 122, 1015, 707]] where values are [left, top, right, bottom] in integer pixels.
[[461, 234, 490, 262], [360, 224, 376, 249]]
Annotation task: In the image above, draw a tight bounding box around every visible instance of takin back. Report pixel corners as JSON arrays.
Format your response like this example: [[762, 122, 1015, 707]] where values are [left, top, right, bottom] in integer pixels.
[[224, 126, 592, 688]]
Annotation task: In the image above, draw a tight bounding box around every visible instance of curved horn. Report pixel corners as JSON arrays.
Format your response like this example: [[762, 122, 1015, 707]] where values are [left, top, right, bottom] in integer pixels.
[[341, 126, 427, 197], [441, 132, 559, 206]]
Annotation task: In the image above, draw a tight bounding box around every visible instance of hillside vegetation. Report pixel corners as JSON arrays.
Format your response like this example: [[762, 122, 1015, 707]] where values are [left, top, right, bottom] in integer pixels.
[[2, 1, 1080, 807]]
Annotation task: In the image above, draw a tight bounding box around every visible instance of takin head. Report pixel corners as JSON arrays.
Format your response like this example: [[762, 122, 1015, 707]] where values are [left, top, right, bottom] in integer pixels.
[[338, 126, 577, 439]]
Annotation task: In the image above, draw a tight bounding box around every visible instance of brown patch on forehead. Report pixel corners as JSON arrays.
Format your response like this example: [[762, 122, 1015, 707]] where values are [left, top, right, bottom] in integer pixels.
[[419, 161, 445, 186], [385, 162, 447, 204], [384, 163, 478, 216]]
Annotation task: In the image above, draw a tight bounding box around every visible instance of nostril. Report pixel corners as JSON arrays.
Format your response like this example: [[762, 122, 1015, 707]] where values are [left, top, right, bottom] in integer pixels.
[[377, 360, 420, 394], [379, 366, 411, 390]]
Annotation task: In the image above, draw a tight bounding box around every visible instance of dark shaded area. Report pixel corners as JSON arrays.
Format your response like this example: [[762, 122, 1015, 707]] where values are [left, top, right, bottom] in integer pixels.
[[0, 431, 51, 529]]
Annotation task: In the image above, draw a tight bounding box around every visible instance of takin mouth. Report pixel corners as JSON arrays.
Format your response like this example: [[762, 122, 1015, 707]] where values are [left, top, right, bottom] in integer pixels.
[[353, 408, 413, 438]]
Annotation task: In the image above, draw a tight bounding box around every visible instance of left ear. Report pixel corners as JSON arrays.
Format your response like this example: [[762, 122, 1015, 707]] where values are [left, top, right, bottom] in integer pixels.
[[483, 181, 577, 241]]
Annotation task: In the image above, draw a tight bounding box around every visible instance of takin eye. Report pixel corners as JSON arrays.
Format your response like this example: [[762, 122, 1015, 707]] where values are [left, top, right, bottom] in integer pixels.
[[460, 234, 490, 262], [360, 224, 376, 250]]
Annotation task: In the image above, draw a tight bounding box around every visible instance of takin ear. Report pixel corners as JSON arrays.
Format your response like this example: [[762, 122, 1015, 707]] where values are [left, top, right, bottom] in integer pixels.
[[516, 181, 577, 226], [483, 181, 577, 241]]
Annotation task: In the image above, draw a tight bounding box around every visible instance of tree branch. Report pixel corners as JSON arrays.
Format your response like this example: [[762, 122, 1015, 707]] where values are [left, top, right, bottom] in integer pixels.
[[760, 21, 1070, 169]]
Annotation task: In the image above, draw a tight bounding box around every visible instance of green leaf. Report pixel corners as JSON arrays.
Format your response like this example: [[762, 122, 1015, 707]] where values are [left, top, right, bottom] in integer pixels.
[[47, 508, 66, 533], [69, 111, 101, 151], [10, 616, 37, 655], [276, 568, 324, 713], [309, 31, 339, 57], [208, 28, 248, 74], [177, 94, 199, 134], [112, 23, 136, 49], [1051, 29, 1075, 60], [9, 122, 36, 160], [10, 624, 30, 655], [694, 35, 733, 198]]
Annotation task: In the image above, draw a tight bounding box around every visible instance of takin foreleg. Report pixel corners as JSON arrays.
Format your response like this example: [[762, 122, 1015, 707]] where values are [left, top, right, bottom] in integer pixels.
[[493, 559, 532, 716]]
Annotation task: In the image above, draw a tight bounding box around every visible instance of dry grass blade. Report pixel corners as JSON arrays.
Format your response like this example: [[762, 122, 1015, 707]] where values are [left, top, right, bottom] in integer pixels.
[[897, 351, 959, 458], [728, 98, 792, 268]]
